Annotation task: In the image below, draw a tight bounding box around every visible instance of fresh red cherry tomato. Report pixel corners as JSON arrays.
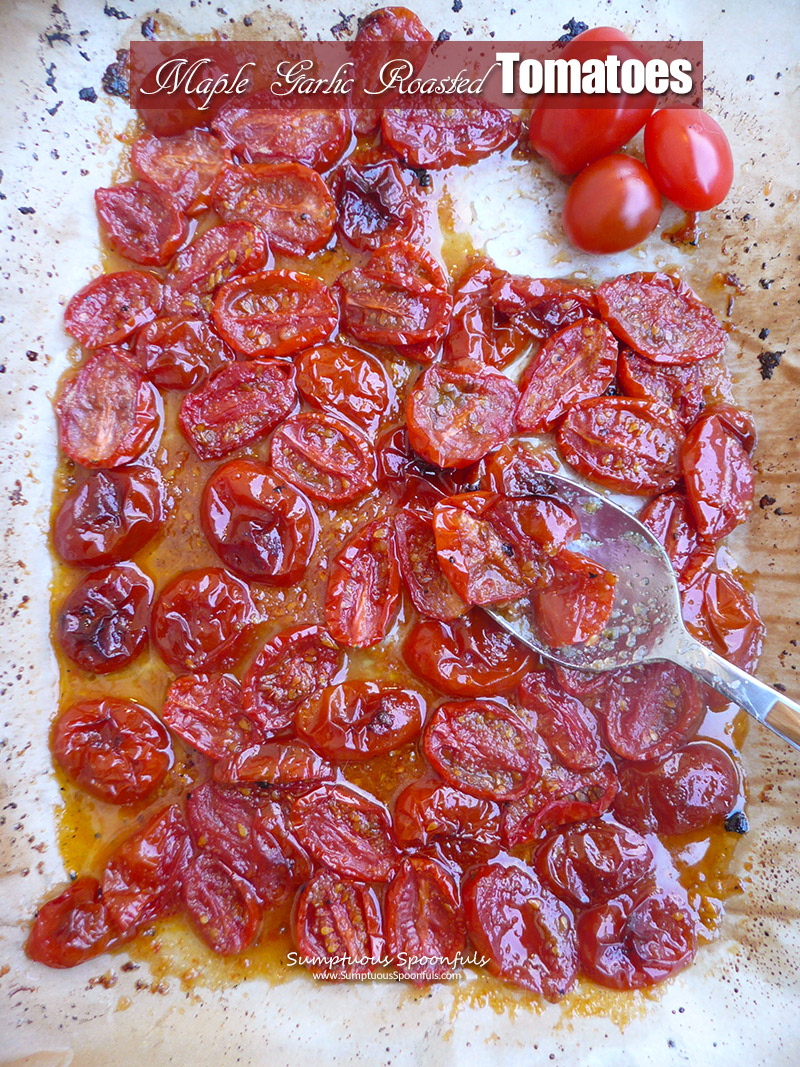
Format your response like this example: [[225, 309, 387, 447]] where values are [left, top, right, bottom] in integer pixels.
[[563, 155, 662, 254], [131, 129, 231, 215], [182, 853, 262, 955], [25, 877, 119, 969], [52, 698, 172, 805], [644, 109, 734, 211], [294, 870, 385, 978], [296, 681, 425, 761]]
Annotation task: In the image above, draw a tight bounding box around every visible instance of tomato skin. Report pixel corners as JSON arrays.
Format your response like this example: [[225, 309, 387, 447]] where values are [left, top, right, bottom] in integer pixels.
[[639, 491, 704, 587], [182, 853, 262, 955], [211, 96, 350, 171], [26, 877, 119, 969], [423, 700, 538, 802], [212, 162, 336, 256], [528, 28, 654, 176], [618, 347, 733, 429], [681, 569, 764, 673], [52, 698, 172, 805], [289, 782, 400, 882], [597, 272, 725, 365], [558, 397, 683, 495], [325, 518, 401, 648], [393, 780, 502, 869], [102, 804, 193, 933], [242, 624, 344, 736], [295, 343, 392, 436], [56, 349, 161, 469], [536, 822, 655, 909], [131, 129, 231, 215], [162, 673, 263, 759], [201, 460, 318, 585], [681, 412, 755, 540], [134, 316, 232, 391], [403, 612, 536, 697], [335, 158, 423, 251], [270, 411, 376, 504], [503, 760, 619, 846], [600, 662, 704, 763], [562, 155, 661, 255], [213, 740, 335, 788], [382, 102, 518, 169], [517, 318, 618, 432], [294, 870, 385, 978], [179, 359, 297, 461], [577, 888, 697, 990], [57, 562, 153, 673], [338, 260, 450, 347], [464, 861, 578, 998], [528, 548, 617, 647], [518, 670, 604, 772], [64, 271, 162, 349], [53, 466, 164, 567], [489, 273, 598, 338], [644, 109, 733, 211], [443, 258, 530, 369], [482, 439, 560, 496], [164, 221, 270, 318], [394, 509, 468, 621], [385, 856, 465, 981], [487, 497, 580, 566], [95, 181, 187, 266], [297, 681, 425, 762], [151, 567, 256, 673], [406, 362, 518, 470]]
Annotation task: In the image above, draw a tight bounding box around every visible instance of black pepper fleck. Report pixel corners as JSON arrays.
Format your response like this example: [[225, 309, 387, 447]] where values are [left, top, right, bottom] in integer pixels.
[[437, 29, 451, 42], [758, 350, 783, 380], [558, 18, 589, 43], [18, 207, 35, 215], [759, 495, 776, 509], [141, 16, 157, 39], [453, 0, 463, 11], [103, 3, 131, 19], [725, 811, 749, 834], [78, 86, 97, 102], [758, 327, 770, 340]]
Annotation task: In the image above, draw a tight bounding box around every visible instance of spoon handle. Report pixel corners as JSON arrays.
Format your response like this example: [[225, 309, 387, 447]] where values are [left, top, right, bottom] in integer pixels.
[[670, 636, 800, 753]]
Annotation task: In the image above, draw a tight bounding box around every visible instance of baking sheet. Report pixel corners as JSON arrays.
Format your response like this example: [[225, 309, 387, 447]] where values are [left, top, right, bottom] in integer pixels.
[[1, 0, 799, 1063]]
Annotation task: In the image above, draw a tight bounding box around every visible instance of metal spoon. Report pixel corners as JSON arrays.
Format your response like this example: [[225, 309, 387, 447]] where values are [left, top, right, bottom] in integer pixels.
[[483, 471, 800, 753]]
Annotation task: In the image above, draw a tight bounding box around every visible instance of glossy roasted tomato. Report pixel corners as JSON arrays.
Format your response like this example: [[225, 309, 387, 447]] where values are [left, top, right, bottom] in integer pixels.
[[134, 316, 232, 390], [516, 318, 618, 432], [164, 221, 270, 318], [489, 273, 598, 339], [644, 109, 734, 211], [639, 491, 705, 587], [25, 877, 119, 969], [162, 673, 263, 760], [443, 258, 529, 369], [56, 349, 161, 469], [618, 347, 733, 428], [270, 411, 376, 504], [558, 397, 683, 494], [528, 28, 654, 176], [131, 129, 231, 215], [482, 439, 560, 496], [64, 270, 162, 349], [613, 740, 739, 836], [213, 740, 334, 788], [294, 870, 385, 978], [212, 269, 337, 358], [52, 698, 172, 805], [681, 411, 755, 540], [52, 466, 164, 567], [394, 509, 468, 621], [502, 761, 619, 846], [242, 624, 344, 736], [406, 362, 518, 469], [536, 822, 655, 908], [596, 272, 726, 364], [577, 888, 697, 990], [562, 155, 661, 255], [95, 181, 187, 266], [487, 497, 580, 565], [211, 162, 336, 256], [599, 662, 704, 762], [325, 518, 401, 647], [518, 670, 604, 772], [294, 343, 392, 436], [681, 569, 764, 673], [201, 460, 317, 585], [182, 853, 262, 955], [382, 101, 518, 169], [179, 359, 297, 461], [432, 496, 529, 606], [57, 562, 153, 673], [423, 700, 538, 801], [385, 856, 465, 981], [296, 681, 425, 761], [528, 548, 617, 647], [211, 95, 350, 171], [151, 567, 256, 673], [464, 861, 578, 998], [403, 611, 536, 696], [102, 805, 193, 933], [334, 157, 424, 251], [393, 780, 502, 869], [289, 782, 400, 882]]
